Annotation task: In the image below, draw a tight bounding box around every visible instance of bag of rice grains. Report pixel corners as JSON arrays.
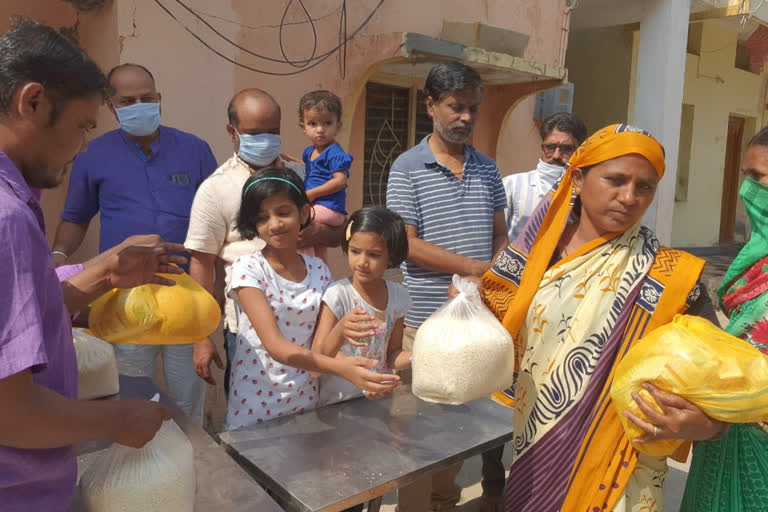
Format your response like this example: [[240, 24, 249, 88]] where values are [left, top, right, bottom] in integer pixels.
[[612, 314, 768, 456], [72, 329, 119, 400], [412, 275, 516, 405], [79, 396, 195, 511]]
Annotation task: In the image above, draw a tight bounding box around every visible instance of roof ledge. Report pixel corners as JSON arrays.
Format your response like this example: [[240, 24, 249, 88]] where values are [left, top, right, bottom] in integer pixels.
[[376, 32, 567, 86]]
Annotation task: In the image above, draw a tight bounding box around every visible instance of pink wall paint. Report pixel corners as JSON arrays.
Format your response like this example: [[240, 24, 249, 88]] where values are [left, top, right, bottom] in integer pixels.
[[1, 1, 119, 261], [3, 0, 567, 268]]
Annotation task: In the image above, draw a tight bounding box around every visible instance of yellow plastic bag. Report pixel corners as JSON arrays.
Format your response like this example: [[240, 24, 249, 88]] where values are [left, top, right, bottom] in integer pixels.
[[611, 314, 768, 456], [88, 271, 221, 345]]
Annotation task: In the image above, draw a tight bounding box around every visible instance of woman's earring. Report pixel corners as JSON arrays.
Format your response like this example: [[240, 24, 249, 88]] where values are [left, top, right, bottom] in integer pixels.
[[573, 186, 581, 196]]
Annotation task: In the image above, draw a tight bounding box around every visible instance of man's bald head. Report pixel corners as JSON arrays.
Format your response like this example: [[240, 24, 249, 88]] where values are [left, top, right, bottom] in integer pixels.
[[227, 88, 280, 130], [107, 63, 155, 97]]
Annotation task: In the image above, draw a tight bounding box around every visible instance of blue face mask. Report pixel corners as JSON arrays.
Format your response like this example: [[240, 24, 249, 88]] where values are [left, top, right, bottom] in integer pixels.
[[237, 131, 281, 167], [115, 102, 161, 136]]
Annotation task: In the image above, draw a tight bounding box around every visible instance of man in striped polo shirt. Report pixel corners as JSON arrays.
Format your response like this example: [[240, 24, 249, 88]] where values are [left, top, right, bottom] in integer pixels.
[[503, 112, 587, 241], [387, 61, 508, 512]]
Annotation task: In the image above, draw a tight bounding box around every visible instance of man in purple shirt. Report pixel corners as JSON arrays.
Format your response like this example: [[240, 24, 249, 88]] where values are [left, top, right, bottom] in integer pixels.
[[0, 18, 188, 511], [51, 63, 217, 423]]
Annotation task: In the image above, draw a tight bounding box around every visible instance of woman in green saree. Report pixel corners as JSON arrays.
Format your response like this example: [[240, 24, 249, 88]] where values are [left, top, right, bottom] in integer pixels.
[[681, 127, 768, 511]]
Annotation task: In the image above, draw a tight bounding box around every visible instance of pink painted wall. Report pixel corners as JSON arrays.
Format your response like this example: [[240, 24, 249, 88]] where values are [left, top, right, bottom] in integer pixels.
[[1, 1, 119, 261], [118, 0, 566, 172], [3, 0, 566, 268]]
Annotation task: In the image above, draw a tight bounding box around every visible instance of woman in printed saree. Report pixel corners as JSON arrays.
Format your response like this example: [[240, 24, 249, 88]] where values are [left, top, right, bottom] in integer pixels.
[[680, 127, 768, 511], [481, 124, 728, 512]]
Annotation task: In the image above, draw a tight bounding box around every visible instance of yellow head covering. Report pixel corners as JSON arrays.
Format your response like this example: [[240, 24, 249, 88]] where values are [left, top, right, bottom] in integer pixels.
[[568, 123, 665, 178], [497, 123, 666, 338]]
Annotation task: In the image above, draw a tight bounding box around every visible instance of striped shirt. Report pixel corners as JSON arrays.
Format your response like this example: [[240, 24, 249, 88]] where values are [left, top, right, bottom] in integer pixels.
[[387, 136, 506, 328], [503, 159, 565, 241]]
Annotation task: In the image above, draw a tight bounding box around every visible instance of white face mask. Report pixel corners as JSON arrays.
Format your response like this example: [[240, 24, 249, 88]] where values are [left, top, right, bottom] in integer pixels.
[[537, 159, 565, 182]]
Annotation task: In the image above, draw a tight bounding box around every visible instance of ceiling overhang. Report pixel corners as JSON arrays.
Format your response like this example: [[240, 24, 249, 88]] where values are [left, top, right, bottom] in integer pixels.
[[375, 33, 567, 86]]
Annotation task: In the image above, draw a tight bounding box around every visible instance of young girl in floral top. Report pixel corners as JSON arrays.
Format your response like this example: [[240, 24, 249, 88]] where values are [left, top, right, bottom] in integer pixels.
[[225, 168, 399, 429]]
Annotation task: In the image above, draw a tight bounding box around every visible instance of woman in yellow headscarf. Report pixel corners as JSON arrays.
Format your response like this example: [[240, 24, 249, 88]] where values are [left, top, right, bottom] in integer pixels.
[[482, 124, 728, 512]]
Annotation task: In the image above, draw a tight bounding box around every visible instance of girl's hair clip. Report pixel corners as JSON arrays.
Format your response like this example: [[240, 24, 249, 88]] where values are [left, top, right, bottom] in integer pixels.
[[345, 221, 354, 241]]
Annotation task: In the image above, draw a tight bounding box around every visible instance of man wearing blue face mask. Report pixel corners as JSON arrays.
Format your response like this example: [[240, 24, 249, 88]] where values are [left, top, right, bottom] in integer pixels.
[[52, 63, 217, 424], [184, 88, 288, 398], [184, 88, 345, 404]]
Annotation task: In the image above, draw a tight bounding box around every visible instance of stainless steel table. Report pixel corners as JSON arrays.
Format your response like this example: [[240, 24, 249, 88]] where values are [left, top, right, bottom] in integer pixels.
[[219, 386, 515, 512], [70, 375, 283, 512]]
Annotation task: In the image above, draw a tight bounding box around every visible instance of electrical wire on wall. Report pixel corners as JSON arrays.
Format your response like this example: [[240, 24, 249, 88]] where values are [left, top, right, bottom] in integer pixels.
[[152, 0, 384, 78]]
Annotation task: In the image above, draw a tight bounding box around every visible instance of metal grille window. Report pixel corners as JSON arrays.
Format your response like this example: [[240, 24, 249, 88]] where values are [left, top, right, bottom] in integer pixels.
[[363, 82, 432, 207]]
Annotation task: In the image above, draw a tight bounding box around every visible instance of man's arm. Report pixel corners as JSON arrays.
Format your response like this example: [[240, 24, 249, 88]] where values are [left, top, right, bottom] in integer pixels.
[[491, 210, 509, 260], [189, 251, 216, 295], [184, 179, 228, 385], [189, 251, 224, 385], [298, 222, 345, 249], [60, 237, 187, 315], [0, 370, 170, 449], [51, 221, 89, 266], [491, 166, 510, 260], [405, 224, 489, 277]]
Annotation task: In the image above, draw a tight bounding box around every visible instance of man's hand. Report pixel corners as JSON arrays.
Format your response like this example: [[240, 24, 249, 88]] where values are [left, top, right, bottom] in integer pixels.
[[469, 259, 492, 277], [279, 152, 303, 163], [62, 235, 190, 315], [194, 338, 224, 385], [109, 399, 172, 448], [106, 238, 188, 289], [298, 222, 344, 249], [448, 275, 483, 298]]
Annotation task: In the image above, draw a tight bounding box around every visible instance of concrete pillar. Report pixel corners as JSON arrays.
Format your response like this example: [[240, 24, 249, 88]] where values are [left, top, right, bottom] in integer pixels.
[[632, 0, 690, 245]]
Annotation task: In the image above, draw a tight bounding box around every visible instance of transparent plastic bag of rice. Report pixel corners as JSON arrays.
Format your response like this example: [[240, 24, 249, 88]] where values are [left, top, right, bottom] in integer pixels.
[[412, 275, 516, 405], [79, 395, 195, 511], [72, 329, 119, 400]]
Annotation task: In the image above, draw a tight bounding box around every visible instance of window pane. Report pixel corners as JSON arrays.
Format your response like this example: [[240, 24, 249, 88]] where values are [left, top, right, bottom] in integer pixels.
[[363, 83, 410, 207]]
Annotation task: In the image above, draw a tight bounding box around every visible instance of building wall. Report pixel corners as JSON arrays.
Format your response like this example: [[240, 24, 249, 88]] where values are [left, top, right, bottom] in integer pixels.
[[569, 19, 768, 248], [566, 26, 634, 134], [672, 20, 767, 247], [3, 0, 568, 271], [1, 1, 118, 262], [119, 0, 566, 183]]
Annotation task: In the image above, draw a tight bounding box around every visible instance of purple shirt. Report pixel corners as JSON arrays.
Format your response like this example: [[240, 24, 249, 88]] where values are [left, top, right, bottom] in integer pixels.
[[55, 264, 84, 282], [0, 152, 78, 510], [61, 126, 217, 253]]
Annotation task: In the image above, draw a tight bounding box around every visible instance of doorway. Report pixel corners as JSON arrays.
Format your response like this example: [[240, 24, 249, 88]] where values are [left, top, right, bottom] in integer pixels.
[[719, 116, 745, 245]]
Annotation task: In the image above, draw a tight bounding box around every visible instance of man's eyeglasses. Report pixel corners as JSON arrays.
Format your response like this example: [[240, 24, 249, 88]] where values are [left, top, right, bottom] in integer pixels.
[[541, 143, 577, 156]]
